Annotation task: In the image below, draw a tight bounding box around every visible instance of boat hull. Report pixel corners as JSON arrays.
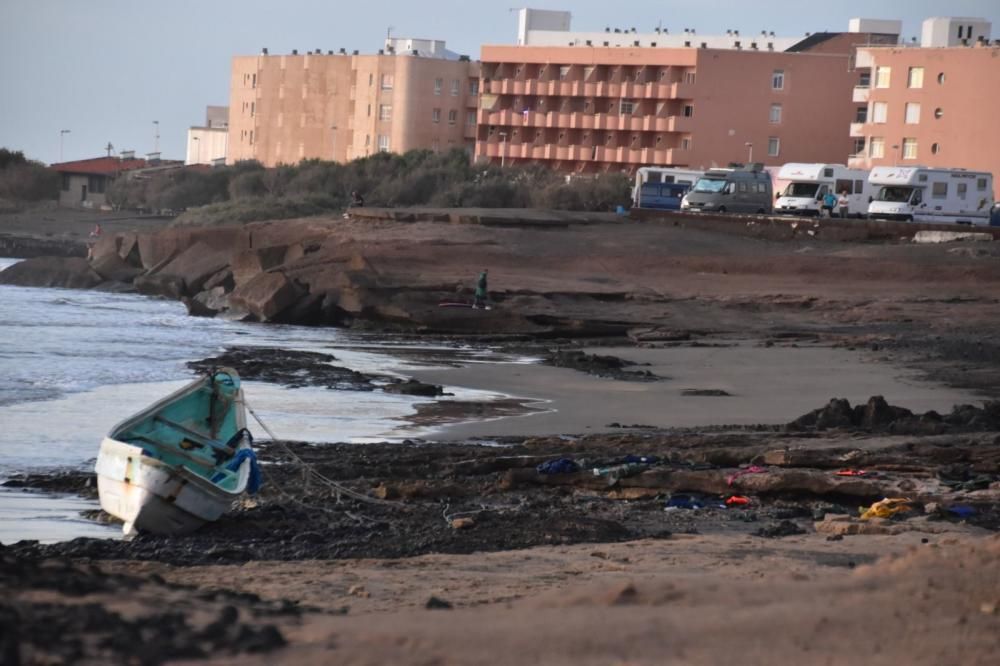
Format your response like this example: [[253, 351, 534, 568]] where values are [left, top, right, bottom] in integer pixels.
[[95, 437, 249, 535]]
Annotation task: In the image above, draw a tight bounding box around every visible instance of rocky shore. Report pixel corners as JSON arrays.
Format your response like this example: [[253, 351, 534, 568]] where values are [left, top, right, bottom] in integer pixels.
[[3, 205, 1000, 664]]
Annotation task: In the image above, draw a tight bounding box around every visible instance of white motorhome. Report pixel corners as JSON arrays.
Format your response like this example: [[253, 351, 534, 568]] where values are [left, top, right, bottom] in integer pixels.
[[868, 167, 994, 225], [774, 163, 870, 217], [632, 167, 703, 209]]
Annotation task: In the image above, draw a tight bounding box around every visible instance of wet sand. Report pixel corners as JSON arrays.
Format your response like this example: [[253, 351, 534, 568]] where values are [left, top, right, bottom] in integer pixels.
[[411, 342, 985, 438]]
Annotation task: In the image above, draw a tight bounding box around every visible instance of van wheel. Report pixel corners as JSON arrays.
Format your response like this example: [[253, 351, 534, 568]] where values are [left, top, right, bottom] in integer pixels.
[[756, 208, 766, 215], [717, 206, 727, 214]]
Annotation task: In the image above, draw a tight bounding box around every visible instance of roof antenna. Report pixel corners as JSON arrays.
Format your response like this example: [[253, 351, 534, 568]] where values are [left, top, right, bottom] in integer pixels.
[[105, 142, 114, 157]]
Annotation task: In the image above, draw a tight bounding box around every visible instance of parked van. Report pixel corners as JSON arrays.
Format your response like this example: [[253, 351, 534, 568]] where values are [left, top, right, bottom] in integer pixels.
[[868, 167, 994, 225], [632, 167, 703, 210], [681, 165, 773, 214], [774, 163, 870, 217]]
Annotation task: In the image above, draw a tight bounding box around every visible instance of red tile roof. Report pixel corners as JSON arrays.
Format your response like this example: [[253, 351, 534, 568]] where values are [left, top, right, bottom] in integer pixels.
[[50, 156, 148, 175]]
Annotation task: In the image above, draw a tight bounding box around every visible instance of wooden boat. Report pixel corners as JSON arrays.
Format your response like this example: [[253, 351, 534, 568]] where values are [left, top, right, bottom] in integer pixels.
[[94, 368, 261, 535]]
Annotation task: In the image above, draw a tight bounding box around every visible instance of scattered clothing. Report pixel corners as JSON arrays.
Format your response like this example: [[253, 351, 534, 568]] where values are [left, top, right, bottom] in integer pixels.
[[536, 458, 580, 475], [725, 495, 751, 507], [726, 465, 767, 486], [859, 497, 911, 521], [212, 447, 262, 495], [622, 455, 660, 465], [947, 505, 977, 519], [835, 469, 868, 477]]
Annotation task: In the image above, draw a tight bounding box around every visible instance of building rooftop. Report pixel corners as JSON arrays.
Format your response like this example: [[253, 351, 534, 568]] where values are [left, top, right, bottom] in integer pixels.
[[50, 156, 148, 175]]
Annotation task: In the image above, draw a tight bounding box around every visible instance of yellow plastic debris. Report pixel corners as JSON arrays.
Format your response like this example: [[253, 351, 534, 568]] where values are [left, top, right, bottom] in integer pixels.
[[859, 497, 912, 521]]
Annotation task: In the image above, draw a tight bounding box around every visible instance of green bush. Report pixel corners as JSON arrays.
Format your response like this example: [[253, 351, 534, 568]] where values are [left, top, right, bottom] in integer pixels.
[[0, 149, 59, 201]]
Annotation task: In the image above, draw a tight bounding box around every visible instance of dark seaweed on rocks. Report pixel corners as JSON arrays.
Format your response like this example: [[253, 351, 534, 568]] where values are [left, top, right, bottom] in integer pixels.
[[788, 395, 1000, 434]]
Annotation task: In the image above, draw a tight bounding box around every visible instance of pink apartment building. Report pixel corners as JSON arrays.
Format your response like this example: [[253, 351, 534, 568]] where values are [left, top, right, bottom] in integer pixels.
[[476, 11, 898, 173], [849, 17, 1000, 198], [229, 38, 480, 166]]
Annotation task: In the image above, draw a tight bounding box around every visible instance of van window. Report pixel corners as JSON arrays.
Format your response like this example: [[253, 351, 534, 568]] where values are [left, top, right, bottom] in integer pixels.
[[738, 182, 749, 193], [835, 179, 853, 194], [854, 179, 864, 193], [823, 168, 834, 178], [692, 178, 727, 193], [957, 183, 967, 199], [757, 183, 767, 193], [977, 178, 988, 191], [932, 182, 948, 199], [647, 172, 662, 184]]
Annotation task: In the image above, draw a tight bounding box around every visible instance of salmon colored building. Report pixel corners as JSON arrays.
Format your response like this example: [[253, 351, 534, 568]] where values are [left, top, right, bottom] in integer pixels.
[[228, 39, 480, 166], [848, 17, 1000, 198], [476, 12, 898, 173]]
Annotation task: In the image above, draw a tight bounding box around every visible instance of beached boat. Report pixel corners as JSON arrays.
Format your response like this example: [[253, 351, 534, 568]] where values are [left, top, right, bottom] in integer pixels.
[[95, 368, 261, 535]]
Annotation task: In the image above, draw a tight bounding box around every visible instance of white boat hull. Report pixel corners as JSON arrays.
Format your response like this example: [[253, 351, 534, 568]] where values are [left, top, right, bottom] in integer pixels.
[[96, 437, 250, 535]]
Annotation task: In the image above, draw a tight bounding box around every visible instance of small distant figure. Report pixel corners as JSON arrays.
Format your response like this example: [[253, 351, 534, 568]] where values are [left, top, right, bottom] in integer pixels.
[[837, 190, 850, 218], [350, 190, 365, 208], [89, 223, 102, 238], [821, 190, 837, 218], [473, 269, 489, 309]]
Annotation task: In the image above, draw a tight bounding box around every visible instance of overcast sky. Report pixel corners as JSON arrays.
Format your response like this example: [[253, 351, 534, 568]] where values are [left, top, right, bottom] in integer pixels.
[[2, 0, 998, 165]]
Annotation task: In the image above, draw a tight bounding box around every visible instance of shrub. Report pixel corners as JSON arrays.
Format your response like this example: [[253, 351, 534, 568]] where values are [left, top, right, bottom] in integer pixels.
[[0, 148, 59, 201]]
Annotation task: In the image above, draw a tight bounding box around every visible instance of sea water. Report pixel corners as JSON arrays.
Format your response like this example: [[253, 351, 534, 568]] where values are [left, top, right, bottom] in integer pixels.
[[0, 257, 518, 541]]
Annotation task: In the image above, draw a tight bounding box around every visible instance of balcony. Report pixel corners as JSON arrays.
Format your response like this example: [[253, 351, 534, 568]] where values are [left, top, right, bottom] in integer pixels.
[[852, 86, 870, 103], [849, 122, 866, 138], [524, 80, 539, 95]]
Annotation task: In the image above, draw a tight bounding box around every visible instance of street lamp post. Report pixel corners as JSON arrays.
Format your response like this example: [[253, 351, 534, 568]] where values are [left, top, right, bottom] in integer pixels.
[[331, 125, 338, 161], [891, 144, 900, 166], [153, 121, 160, 154], [192, 136, 201, 164], [59, 129, 71, 161], [499, 131, 508, 168], [745, 141, 753, 165]]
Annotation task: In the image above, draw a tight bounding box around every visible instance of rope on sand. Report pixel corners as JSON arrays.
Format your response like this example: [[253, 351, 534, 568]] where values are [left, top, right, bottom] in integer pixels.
[[243, 397, 404, 509]]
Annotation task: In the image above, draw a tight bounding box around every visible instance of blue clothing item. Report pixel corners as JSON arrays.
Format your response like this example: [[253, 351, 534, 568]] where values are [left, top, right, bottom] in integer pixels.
[[622, 455, 660, 465], [536, 458, 580, 475], [823, 193, 837, 208], [213, 447, 263, 495], [947, 505, 976, 518]]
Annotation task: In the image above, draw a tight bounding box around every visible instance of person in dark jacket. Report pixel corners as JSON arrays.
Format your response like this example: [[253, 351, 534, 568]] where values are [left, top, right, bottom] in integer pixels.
[[473, 269, 488, 309]]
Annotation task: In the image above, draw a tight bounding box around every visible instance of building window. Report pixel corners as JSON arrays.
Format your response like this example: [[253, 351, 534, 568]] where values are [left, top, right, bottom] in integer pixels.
[[852, 138, 865, 156], [432, 108, 441, 123], [871, 101, 888, 124], [369, 73, 373, 86], [365, 135, 370, 146], [559, 66, 570, 80], [907, 67, 924, 88], [450, 79, 459, 96], [869, 137, 885, 158], [767, 137, 780, 156], [249, 130, 254, 145], [937, 72, 946, 84], [771, 69, 784, 90], [620, 99, 635, 115], [381, 74, 393, 90], [855, 106, 867, 123], [250, 102, 255, 117], [934, 107, 943, 119], [61, 174, 70, 191], [684, 71, 696, 84], [769, 103, 782, 124], [902, 138, 917, 159], [448, 109, 457, 125], [681, 138, 690, 150], [377, 135, 390, 152], [875, 66, 891, 88], [931, 142, 939, 154], [434, 78, 443, 95], [904, 102, 920, 124], [932, 182, 947, 199], [466, 110, 476, 126], [469, 79, 479, 95], [252, 73, 256, 88], [379, 104, 392, 121], [858, 72, 871, 87], [367, 104, 371, 117], [683, 104, 694, 117]]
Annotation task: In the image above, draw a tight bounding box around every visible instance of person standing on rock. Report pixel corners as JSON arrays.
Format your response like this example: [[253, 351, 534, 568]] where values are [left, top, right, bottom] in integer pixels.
[[473, 269, 489, 309]]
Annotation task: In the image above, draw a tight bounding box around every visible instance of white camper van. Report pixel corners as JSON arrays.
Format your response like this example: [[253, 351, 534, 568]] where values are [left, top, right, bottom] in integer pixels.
[[868, 167, 994, 225], [774, 163, 870, 217]]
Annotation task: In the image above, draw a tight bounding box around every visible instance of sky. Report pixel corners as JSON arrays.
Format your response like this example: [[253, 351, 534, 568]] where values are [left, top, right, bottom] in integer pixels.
[[2, 0, 998, 165]]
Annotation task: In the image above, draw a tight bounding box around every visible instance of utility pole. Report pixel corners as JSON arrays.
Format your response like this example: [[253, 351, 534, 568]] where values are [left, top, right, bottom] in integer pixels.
[[499, 131, 508, 168], [59, 129, 71, 161]]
